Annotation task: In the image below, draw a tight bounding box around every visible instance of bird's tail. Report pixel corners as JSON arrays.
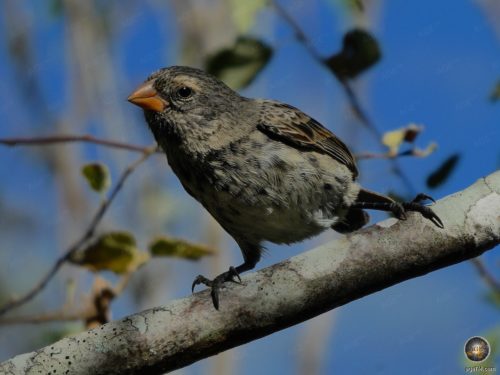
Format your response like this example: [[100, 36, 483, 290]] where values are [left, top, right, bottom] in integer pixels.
[[356, 188, 398, 205]]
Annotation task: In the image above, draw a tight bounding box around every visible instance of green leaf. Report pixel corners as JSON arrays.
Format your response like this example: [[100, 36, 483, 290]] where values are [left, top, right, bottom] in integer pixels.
[[426, 154, 460, 189], [348, 0, 364, 12], [149, 236, 215, 260], [81, 162, 111, 193], [490, 81, 500, 102], [69, 231, 149, 274], [49, 0, 64, 17], [205, 36, 272, 90], [229, 0, 267, 33], [324, 28, 381, 79], [336, 0, 364, 12]]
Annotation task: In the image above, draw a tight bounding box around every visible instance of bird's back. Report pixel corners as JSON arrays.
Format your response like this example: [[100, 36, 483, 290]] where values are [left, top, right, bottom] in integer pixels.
[[161, 100, 360, 244]]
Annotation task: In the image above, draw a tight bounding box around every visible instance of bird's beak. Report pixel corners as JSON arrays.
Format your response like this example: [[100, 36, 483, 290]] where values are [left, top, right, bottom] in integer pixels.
[[127, 80, 169, 112]]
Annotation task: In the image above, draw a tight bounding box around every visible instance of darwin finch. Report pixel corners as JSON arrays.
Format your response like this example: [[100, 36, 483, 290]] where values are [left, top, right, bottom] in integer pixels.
[[128, 66, 443, 309]]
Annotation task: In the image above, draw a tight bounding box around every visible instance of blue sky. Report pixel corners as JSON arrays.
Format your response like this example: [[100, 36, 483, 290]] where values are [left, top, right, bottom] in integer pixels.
[[0, 0, 499, 373]]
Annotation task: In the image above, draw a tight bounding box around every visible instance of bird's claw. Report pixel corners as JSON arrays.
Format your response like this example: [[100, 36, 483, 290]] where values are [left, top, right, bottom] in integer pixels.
[[415, 205, 444, 228], [391, 203, 407, 221], [228, 266, 242, 283], [191, 267, 242, 310], [192, 275, 212, 293], [402, 193, 444, 228], [411, 193, 436, 205]]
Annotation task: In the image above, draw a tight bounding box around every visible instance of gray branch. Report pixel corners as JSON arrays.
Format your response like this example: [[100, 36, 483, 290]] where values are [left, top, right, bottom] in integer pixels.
[[2, 171, 499, 375]]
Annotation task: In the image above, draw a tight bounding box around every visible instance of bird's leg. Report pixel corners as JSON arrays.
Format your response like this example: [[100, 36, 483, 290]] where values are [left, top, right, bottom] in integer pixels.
[[401, 194, 443, 228], [351, 190, 444, 228], [331, 208, 370, 233], [192, 245, 261, 309]]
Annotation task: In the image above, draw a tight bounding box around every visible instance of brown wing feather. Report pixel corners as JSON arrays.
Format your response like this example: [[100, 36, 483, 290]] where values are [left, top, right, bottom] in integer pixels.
[[256, 101, 359, 178]]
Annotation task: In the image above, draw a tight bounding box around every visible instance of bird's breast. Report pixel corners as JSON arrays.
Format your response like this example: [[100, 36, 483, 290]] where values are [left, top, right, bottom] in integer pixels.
[[161, 135, 358, 244]]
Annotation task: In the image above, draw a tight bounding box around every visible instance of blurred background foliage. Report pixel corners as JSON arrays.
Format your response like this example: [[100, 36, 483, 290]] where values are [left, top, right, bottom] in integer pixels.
[[0, 0, 499, 374]]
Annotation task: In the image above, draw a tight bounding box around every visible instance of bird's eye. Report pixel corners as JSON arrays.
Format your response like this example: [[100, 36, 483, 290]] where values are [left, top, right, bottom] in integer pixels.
[[177, 86, 193, 98]]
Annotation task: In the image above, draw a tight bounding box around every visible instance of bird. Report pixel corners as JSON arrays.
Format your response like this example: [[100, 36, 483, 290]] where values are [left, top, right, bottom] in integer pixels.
[[128, 66, 443, 309]]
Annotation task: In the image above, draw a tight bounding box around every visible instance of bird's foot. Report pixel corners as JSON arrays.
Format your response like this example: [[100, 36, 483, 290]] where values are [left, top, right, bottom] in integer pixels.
[[392, 193, 443, 228], [191, 266, 242, 309]]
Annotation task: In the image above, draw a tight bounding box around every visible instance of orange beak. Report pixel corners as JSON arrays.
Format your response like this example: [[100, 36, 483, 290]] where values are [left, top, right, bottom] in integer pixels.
[[127, 80, 168, 112]]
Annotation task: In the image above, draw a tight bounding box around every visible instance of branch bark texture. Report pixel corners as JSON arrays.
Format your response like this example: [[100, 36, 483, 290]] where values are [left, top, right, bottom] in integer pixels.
[[2, 172, 499, 374]]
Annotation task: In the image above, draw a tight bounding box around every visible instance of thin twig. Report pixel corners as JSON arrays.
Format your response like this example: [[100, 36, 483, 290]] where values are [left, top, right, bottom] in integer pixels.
[[471, 258, 500, 293], [271, 0, 323, 62], [0, 146, 157, 316], [113, 272, 134, 296], [0, 135, 162, 154], [355, 147, 436, 160], [356, 150, 412, 160], [0, 272, 136, 326], [339, 79, 381, 139], [270, 0, 416, 193], [0, 310, 91, 325]]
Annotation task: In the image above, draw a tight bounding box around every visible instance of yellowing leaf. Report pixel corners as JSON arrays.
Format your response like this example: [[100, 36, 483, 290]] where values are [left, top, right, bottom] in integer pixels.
[[81, 162, 111, 193], [149, 236, 215, 260], [382, 123, 423, 156], [70, 231, 149, 274], [205, 36, 272, 90], [413, 142, 438, 158], [128, 251, 150, 272], [382, 130, 405, 156], [229, 0, 267, 33]]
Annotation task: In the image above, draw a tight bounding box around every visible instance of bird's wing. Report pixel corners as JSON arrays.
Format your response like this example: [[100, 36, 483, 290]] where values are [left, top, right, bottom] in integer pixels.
[[256, 101, 359, 178]]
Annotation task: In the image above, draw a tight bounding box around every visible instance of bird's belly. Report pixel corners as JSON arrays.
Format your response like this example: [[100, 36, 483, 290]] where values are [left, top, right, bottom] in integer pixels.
[[164, 140, 357, 245], [234, 204, 335, 244], [202, 187, 340, 245]]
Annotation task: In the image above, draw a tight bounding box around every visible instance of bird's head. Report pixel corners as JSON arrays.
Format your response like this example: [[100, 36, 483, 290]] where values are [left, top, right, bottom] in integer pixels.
[[128, 66, 244, 143]]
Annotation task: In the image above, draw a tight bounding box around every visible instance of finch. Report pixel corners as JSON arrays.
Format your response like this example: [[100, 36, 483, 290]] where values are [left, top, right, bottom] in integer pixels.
[[128, 66, 442, 309]]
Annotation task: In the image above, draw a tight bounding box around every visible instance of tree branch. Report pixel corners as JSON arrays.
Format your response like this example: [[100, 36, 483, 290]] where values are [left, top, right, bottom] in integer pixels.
[[470, 257, 500, 293], [1, 171, 498, 374], [0, 134, 162, 154]]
